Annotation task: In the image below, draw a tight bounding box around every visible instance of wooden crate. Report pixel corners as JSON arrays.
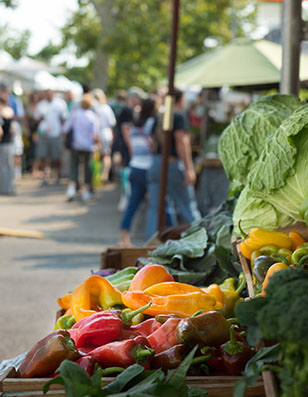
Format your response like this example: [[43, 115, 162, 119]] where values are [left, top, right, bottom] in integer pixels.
[[0, 366, 265, 397], [100, 247, 157, 269], [231, 223, 308, 397]]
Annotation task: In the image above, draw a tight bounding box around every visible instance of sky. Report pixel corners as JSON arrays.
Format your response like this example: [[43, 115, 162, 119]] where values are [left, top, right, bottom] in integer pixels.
[[0, 0, 78, 55]]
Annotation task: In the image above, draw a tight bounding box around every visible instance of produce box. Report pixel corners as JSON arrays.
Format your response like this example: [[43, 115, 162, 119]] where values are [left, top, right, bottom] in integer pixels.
[[0, 366, 265, 397], [100, 247, 157, 269], [233, 223, 308, 397], [234, 221, 308, 298]]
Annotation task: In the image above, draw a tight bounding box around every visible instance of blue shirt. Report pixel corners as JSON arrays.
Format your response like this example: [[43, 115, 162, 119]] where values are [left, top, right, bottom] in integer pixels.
[[130, 117, 156, 170]]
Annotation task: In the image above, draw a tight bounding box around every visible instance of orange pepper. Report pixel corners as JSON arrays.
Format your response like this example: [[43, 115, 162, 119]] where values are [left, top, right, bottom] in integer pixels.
[[129, 264, 174, 291], [70, 275, 122, 322], [261, 263, 289, 296], [144, 282, 201, 296], [57, 293, 72, 310], [289, 231, 306, 251], [240, 241, 254, 259], [202, 284, 224, 311], [122, 290, 216, 318]]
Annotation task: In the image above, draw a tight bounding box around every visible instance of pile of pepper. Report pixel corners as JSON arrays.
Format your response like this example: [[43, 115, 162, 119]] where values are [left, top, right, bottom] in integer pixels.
[[239, 226, 308, 295], [18, 264, 253, 379]]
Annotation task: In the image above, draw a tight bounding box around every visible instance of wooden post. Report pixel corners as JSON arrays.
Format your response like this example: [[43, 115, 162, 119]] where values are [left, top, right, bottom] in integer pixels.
[[280, 0, 301, 95], [157, 0, 180, 232]]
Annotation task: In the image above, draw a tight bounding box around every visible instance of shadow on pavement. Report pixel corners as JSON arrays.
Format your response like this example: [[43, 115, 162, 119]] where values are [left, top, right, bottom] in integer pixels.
[[17, 252, 100, 270]]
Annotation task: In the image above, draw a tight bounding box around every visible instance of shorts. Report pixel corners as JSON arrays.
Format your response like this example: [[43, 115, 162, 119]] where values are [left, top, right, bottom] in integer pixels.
[[36, 135, 62, 161]]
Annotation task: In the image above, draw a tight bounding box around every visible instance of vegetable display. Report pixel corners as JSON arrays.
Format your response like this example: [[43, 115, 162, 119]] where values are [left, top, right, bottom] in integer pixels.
[[14, 258, 254, 396]]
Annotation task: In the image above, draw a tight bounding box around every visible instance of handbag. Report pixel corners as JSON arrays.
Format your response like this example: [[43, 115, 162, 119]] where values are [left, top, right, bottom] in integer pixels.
[[65, 127, 74, 149]]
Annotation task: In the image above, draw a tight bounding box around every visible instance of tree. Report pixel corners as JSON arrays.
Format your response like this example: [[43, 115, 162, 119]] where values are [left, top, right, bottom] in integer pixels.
[[60, 0, 256, 93], [0, 24, 30, 59]]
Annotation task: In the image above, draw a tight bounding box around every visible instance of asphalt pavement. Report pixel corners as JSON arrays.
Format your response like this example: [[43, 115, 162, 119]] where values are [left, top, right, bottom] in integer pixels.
[[0, 175, 146, 361]]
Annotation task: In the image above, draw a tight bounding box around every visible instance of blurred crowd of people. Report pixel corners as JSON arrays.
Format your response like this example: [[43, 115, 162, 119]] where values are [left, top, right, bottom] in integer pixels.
[[0, 81, 217, 244]]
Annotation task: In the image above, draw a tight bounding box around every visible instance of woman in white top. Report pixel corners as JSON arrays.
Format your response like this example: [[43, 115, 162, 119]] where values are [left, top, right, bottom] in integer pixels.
[[118, 97, 157, 247], [92, 88, 116, 183]]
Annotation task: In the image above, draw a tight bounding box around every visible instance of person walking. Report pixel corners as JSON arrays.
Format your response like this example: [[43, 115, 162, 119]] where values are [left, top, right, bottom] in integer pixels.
[[62, 93, 100, 202], [118, 98, 157, 247], [0, 93, 15, 195], [91, 88, 116, 183], [146, 88, 201, 239], [35, 89, 67, 186]]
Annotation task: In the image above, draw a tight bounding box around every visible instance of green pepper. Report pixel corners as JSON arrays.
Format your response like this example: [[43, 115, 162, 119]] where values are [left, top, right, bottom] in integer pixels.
[[253, 256, 276, 286], [291, 247, 308, 265], [250, 250, 262, 271], [54, 314, 76, 330], [106, 267, 138, 291], [277, 248, 292, 264], [219, 274, 246, 318], [259, 245, 278, 256]]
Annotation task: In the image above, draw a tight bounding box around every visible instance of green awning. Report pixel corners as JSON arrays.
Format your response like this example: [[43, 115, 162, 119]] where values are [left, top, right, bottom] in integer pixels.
[[174, 39, 308, 88]]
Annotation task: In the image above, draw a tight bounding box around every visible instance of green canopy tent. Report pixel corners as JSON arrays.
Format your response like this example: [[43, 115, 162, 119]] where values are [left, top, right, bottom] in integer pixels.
[[174, 38, 308, 88]]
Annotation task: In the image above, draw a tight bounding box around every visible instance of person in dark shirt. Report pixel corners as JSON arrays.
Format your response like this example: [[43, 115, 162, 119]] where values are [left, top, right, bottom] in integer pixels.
[[116, 88, 142, 211], [146, 88, 201, 239]]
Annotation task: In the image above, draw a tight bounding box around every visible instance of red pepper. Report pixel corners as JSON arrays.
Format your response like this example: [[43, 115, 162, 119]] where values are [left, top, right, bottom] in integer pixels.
[[73, 303, 151, 348], [218, 325, 254, 376], [121, 318, 162, 340], [76, 356, 97, 376], [147, 318, 180, 354], [88, 336, 155, 368], [17, 330, 80, 378], [204, 346, 225, 371]]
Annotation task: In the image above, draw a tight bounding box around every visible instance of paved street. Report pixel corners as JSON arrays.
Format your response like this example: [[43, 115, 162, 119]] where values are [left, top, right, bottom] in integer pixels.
[[0, 176, 146, 361]]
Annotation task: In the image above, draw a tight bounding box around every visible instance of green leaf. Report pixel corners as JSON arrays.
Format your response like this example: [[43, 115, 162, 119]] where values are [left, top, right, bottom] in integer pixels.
[[235, 298, 267, 346], [233, 344, 281, 397], [102, 364, 144, 394], [116, 369, 165, 395], [43, 361, 97, 397], [152, 228, 207, 259], [166, 345, 198, 388]]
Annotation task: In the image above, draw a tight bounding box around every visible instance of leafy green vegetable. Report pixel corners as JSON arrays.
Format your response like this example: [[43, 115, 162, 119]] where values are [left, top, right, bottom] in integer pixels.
[[220, 94, 308, 235], [235, 268, 308, 397], [218, 94, 304, 191], [43, 346, 207, 397], [151, 228, 208, 260], [141, 197, 241, 287], [233, 344, 281, 397]]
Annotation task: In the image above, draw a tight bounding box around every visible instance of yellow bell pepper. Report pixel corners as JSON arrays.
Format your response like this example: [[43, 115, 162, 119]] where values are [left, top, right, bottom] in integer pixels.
[[144, 282, 202, 296], [69, 275, 122, 322], [202, 284, 224, 311]]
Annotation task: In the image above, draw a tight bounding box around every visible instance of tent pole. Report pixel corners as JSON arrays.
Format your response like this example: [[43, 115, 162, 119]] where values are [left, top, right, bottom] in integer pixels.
[[157, 0, 180, 232], [280, 0, 301, 95]]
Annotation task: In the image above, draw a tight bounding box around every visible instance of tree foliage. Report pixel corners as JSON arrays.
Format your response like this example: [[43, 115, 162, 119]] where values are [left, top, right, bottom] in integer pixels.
[[60, 0, 256, 93], [0, 24, 30, 59]]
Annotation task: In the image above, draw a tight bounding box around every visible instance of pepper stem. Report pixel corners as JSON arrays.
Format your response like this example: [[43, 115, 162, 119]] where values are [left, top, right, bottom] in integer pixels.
[[238, 220, 248, 240], [101, 367, 125, 376], [223, 325, 244, 355], [132, 345, 155, 364], [121, 302, 152, 325], [191, 348, 214, 366], [235, 273, 246, 295], [192, 310, 206, 317], [272, 254, 289, 266], [297, 254, 308, 268]]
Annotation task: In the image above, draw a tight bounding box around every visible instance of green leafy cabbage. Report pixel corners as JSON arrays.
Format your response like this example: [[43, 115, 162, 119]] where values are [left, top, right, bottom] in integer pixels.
[[218, 95, 308, 235]]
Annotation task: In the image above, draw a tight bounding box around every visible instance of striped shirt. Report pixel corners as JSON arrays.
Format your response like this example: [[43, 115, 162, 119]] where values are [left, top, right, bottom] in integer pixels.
[[129, 117, 156, 170]]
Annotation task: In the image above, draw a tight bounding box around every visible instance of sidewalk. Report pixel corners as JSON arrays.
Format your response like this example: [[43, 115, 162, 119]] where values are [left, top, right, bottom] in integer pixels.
[[0, 176, 146, 360]]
